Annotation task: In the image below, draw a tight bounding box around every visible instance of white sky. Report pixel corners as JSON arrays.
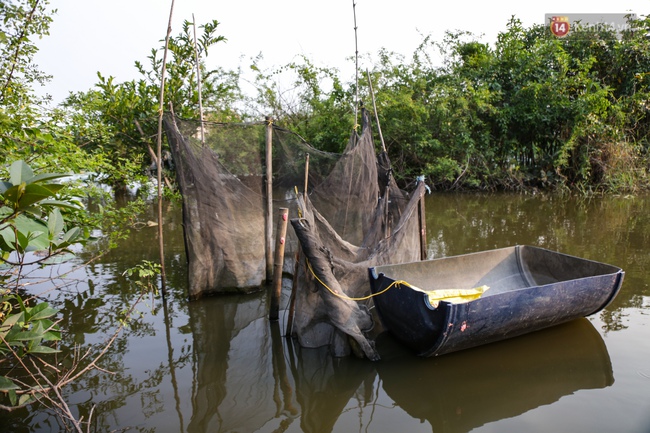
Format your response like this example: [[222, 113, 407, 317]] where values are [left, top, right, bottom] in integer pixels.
[[34, 0, 647, 104]]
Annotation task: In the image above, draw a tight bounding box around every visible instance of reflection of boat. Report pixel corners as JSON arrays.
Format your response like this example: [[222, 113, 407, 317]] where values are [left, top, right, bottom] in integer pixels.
[[369, 245, 624, 356], [375, 318, 614, 433]]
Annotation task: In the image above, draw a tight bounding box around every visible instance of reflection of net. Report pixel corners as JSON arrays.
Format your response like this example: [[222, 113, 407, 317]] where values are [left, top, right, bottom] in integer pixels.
[[164, 109, 420, 300]]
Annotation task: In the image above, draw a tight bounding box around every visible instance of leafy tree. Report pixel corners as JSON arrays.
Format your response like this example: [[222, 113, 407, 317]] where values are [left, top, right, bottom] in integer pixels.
[[250, 55, 356, 153], [62, 19, 242, 190], [0, 0, 53, 110]]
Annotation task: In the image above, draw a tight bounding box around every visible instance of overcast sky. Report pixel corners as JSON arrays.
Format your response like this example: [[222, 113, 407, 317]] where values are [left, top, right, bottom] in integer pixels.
[[34, 0, 647, 104]]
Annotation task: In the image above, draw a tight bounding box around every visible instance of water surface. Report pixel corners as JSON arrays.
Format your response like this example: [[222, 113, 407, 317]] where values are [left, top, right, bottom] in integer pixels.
[[2, 192, 649, 432]]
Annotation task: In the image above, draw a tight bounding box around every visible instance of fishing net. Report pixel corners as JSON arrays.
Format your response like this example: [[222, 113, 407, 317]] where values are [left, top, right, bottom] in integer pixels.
[[164, 109, 424, 358], [164, 114, 341, 297], [289, 181, 424, 360]]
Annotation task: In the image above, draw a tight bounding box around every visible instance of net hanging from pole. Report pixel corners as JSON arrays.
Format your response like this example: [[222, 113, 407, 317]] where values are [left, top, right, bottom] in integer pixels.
[[164, 110, 423, 358]]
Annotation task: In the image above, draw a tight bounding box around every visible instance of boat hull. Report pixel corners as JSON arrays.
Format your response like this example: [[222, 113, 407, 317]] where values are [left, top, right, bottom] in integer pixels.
[[368, 245, 624, 357]]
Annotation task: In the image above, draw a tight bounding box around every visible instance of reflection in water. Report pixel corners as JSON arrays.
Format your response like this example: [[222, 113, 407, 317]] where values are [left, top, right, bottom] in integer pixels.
[[187, 294, 272, 432], [185, 289, 612, 433], [375, 319, 613, 433], [2, 193, 649, 432], [186, 292, 376, 433]]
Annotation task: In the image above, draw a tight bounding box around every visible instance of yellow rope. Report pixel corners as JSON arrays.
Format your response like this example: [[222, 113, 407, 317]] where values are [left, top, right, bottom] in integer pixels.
[[306, 258, 413, 301], [305, 258, 489, 304]]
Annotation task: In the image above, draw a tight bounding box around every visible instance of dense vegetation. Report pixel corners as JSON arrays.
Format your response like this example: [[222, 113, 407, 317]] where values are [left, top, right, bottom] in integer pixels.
[[254, 18, 650, 193]]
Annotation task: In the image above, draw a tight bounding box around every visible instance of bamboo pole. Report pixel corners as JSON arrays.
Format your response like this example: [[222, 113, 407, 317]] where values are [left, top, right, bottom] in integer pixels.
[[418, 184, 427, 260], [352, 0, 359, 129], [285, 252, 299, 336], [191, 14, 205, 146], [155, 0, 175, 296], [270, 207, 289, 320], [303, 153, 310, 201], [366, 69, 386, 152], [265, 117, 274, 282]]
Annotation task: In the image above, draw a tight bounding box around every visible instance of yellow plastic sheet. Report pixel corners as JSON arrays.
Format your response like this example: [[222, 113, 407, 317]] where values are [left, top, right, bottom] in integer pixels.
[[425, 285, 490, 308]]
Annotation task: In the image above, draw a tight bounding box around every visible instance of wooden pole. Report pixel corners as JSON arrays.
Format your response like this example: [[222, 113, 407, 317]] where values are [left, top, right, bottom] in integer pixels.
[[418, 185, 427, 260], [285, 252, 299, 336], [303, 153, 310, 201], [155, 0, 175, 297], [367, 69, 387, 152], [191, 14, 205, 146], [265, 117, 274, 282], [270, 207, 289, 320], [352, 0, 359, 129], [384, 185, 391, 239]]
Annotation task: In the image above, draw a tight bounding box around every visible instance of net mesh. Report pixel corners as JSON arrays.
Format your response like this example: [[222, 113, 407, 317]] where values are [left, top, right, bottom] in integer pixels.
[[164, 109, 424, 358]]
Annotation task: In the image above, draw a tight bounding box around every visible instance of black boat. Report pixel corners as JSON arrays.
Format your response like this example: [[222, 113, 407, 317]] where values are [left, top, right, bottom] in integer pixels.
[[368, 245, 624, 357]]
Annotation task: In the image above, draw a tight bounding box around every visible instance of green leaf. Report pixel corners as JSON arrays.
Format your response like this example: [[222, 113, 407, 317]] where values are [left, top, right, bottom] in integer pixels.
[[41, 320, 61, 341], [18, 205, 43, 218], [28, 302, 58, 321], [17, 183, 60, 209], [15, 230, 30, 251], [0, 226, 17, 251], [9, 389, 18, 406], [26, 345, 60, 354], [0, 312, 25, 339], [61, 226, 82, 243], [13, 215, 49, 251], [8, 389, 17, 406], [47, 209, 64, 238], [39, 200, 82, 210], [0, 376, 19, 391], [2, 184, 25, 207], [9, 161, 34, 186], [13, 321, 46, 341], [18, 393, 34, 406], [15, 295, 27, 314], [29, 172, 70, 184]]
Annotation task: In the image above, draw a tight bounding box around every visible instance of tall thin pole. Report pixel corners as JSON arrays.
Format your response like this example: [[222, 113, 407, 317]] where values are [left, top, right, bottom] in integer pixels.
[[191, 14, 205, 146], [156, 0, 175, 296], [303, 153, 310, 201], [352, 0, 359, 129], [366, 69, 386, 153], [265, 117, 274, 282], [417, 182, 427, 260], [269, 207, 289, 320]]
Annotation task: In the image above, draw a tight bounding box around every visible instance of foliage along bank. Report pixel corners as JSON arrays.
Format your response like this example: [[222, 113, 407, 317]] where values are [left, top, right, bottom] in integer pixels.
[[255, 17, 650, 193]]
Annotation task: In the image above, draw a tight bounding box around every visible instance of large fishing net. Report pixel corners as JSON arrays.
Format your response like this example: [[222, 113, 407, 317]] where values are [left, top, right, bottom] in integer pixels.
[[164, 109, 425, 358]]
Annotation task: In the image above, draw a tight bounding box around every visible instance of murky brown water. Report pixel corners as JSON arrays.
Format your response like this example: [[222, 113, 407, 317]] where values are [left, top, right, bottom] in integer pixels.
[[2, 192, 649, 432]]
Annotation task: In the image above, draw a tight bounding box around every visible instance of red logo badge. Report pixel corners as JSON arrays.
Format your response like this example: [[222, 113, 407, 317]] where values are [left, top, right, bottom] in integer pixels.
[[550, 16, 570, 37]]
